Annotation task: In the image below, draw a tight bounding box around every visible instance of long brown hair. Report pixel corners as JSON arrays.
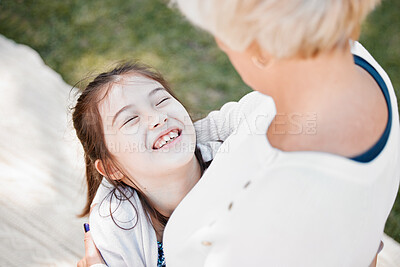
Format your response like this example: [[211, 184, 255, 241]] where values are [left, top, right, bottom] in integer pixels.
[[72, 61, 208, 231]]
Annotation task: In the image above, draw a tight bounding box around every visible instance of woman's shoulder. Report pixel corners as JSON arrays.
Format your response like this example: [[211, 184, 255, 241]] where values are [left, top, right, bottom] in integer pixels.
[[236, 90, 276, 114], [351, 41, 395, 94]]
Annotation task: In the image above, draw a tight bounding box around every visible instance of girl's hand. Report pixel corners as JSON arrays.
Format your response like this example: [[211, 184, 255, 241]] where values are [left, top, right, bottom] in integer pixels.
[[77, 223, 106, 267]]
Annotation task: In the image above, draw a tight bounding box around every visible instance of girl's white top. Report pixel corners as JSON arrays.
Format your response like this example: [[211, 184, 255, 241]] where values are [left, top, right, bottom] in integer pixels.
[[89, 141, 223, 265], [90, 178, 157, 267], [163, 41, 400, 267]]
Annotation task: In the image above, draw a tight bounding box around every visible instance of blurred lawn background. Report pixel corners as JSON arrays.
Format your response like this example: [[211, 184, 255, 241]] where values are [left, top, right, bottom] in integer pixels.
[[1, 0, 399, 242]]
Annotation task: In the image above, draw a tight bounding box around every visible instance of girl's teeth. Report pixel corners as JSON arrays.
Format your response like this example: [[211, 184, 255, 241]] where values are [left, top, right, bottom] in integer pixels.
[[155, 130, 180, 149], [169, 131, 178, 138]]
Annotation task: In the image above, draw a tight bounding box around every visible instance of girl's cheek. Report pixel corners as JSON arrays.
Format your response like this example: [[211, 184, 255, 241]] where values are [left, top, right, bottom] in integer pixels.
[[172, 105, 192, 124], [119, 123, 141, 136], [112, 136, 144, 156]]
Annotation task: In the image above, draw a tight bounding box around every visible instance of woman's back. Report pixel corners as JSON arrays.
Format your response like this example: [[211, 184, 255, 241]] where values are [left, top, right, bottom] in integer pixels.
[[164, 42, 400, 267]]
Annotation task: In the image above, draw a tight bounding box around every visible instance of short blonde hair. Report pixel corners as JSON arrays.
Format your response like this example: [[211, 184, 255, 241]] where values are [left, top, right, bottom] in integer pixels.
[[171, 0, 381, 58]]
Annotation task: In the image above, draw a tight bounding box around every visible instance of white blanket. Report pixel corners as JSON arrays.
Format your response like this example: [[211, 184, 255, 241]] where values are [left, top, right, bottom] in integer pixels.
[[0, 35, 86, 266]]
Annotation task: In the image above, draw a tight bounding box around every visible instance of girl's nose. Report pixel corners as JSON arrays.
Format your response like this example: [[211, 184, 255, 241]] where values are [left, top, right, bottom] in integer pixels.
[[148, 113, 168, 129]]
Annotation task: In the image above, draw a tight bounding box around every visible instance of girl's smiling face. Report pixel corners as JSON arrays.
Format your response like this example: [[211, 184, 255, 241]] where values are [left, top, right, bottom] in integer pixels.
[[97, 74, 196, 190]]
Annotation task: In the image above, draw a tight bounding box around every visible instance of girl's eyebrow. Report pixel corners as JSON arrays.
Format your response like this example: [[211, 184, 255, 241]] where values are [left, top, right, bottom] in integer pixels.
[[148, 87, 166, 97]]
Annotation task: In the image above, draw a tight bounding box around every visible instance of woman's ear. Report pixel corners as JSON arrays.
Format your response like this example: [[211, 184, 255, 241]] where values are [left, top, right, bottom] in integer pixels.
[[351, 23, 361, 41], [94, 159, 124, 181], [246, 41, 275, 69]]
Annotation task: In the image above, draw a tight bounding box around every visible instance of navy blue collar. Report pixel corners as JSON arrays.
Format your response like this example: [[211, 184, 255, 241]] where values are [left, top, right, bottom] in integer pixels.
[[349, 55, 392, 163]]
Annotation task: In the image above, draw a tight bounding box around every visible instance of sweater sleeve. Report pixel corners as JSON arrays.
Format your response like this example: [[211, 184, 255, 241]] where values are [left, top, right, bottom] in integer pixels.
[[194, 91, 273, 160]]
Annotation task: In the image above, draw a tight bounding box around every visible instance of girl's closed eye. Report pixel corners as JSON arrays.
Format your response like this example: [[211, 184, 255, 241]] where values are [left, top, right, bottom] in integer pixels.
[[156, 97, 170, 106], [122, 116, 139, 127]]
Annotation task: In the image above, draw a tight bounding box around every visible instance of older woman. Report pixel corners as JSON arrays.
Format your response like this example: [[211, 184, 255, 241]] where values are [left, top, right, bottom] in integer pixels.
[[80, 1, 399, 266], [161, 0, 399, 267]]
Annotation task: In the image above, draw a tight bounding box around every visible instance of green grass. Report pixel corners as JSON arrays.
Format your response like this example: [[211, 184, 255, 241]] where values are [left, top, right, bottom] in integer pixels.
[[1, 0, 399, 242], [0, 0, 250, 119], [360, 0, 400, 243]]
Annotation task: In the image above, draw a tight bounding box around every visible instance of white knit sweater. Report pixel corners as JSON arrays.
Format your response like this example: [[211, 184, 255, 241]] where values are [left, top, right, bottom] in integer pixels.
[[163, 41, 400, 267]]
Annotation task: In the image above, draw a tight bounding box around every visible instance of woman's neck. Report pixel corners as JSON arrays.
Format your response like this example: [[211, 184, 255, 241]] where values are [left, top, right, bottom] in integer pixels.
[[263, 44, 387, 156], [267, 45, 357, 112]]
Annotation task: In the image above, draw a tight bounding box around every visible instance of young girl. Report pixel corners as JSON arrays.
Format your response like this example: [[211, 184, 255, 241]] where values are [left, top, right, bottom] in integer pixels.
[[73, 61, 263, 266]]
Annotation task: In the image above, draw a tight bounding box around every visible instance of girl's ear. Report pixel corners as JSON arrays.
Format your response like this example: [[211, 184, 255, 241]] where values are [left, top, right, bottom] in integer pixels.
[[94, 159, 124, 180]]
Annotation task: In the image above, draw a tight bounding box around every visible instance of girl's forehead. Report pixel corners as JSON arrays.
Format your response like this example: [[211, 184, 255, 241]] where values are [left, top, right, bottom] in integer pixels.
[[98, 75, 163, 112], [123, 75, 161, 87], [112, 75, 162, 97]]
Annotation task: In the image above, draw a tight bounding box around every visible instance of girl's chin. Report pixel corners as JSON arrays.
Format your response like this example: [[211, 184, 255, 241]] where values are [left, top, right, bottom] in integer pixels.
[[154, 145, 195, 154], [154, 146, 195, 164], [155, 149, 195, 161]]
